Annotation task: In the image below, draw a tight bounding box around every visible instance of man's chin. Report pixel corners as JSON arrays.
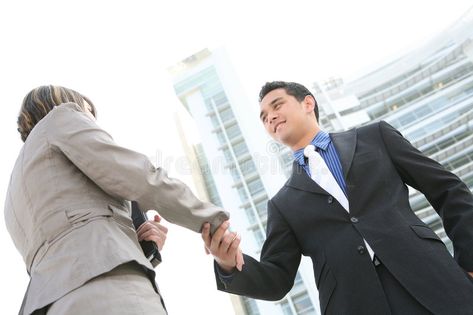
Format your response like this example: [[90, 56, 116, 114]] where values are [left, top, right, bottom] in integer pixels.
[[275, 136, 290, 146], [270, 132, 289, 146]]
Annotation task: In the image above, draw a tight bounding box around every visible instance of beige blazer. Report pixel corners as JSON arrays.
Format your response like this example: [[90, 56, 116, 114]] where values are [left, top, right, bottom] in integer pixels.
[[4, 103, 228, 314]]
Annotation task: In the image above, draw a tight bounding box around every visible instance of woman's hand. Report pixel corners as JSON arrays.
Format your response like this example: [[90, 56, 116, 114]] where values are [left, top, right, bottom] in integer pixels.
[[136, 215, 168, 251]]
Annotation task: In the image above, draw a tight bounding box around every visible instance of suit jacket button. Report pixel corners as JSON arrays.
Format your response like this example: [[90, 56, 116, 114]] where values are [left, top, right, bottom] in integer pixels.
[[327, 196, 334, 203], [357, 245, 366, 254], [350, 217, 359, 223]]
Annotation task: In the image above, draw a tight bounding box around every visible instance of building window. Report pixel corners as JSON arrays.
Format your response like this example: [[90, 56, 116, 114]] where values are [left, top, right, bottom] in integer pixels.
[[243, 205, 257, 223], [232, 140, 250, 157], [222, 147, 233, 162], [240, 159, 257, 176], [218, 106, 235, 123], [251, 227, 265, 247], [246, 177, 265, 196], [225, 123, 242, 140], [254, 199, 268, 218], [212, 91, 229, 107], [215, 130, 226, 144], [280, 302, 293, 315], [292, 273, 305, 292], [242, 297, 260, 315], [292, 293, 316, 315], [237, 186, 249, 203], [229, 165, 241, 181], [209, 113, 220, 128], [280, 290, 316, 315]]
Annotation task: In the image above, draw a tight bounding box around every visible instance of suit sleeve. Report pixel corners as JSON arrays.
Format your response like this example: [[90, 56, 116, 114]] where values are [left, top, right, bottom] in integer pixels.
[[46, 103, 228, 234], [379, 120, 473, 271], [214, 199, 302, 300]]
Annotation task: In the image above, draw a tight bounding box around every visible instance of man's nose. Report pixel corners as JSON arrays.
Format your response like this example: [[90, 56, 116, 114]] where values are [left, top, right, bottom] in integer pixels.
[[269, 113, 278, 124]]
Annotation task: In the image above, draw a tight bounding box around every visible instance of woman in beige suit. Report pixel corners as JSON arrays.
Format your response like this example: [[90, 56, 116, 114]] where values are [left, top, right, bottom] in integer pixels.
[[5, 85, 235, 315]]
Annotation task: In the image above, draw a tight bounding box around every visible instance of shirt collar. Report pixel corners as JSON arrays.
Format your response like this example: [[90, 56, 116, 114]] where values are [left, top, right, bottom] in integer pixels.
[[293, 130, 331, 166]]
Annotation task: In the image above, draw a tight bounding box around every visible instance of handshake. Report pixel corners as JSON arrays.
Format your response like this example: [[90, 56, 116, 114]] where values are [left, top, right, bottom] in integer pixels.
[[201, 220, 245, 273], [132, 201, 243, 273]]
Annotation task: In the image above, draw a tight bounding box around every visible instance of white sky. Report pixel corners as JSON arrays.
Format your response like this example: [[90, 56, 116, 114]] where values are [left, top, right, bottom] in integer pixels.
[[0, 1, 472, 314]]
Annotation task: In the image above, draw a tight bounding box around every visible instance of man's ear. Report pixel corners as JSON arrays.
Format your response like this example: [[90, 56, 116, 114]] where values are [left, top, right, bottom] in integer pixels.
[[303, 95, 316, 113]]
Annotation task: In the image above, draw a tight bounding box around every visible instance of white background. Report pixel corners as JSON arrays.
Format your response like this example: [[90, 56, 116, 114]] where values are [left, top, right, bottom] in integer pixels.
[[0, 1, 472, 314]]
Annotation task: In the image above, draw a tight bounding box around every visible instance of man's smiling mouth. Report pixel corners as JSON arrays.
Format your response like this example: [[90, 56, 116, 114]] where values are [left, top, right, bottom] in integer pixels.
[[274, 121, 286, 133]]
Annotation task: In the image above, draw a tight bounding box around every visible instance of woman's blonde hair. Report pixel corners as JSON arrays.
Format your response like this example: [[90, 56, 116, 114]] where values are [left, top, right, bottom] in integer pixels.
[[17, 85, 96, 142]]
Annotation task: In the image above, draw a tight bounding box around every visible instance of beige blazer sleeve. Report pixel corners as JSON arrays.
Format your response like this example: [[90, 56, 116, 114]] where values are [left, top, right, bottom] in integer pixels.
[[46, 103, 228, 233]]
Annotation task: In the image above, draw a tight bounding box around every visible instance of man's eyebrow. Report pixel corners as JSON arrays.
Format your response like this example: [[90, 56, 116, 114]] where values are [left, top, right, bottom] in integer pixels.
[[270, 97, 283, 106], [260, 97, 283, 119], [259, 110, 266, 120]]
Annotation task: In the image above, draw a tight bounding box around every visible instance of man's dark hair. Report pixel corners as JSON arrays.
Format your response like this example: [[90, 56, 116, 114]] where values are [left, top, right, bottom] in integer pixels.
[[259, 81, 319, 121]]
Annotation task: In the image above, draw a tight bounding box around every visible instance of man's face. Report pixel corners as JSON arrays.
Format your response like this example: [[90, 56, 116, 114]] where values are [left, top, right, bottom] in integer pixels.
[[259, 88, 315, 148]]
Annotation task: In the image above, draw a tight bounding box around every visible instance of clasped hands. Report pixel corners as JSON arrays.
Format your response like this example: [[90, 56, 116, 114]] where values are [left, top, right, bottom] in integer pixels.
[[202, 220, 245, 273], [138, 217, 244, 272], [136, 214, 168, 251]]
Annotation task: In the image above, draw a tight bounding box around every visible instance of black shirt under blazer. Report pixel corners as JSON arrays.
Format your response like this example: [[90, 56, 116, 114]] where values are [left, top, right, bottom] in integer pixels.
[[215, 121, 473, 315]]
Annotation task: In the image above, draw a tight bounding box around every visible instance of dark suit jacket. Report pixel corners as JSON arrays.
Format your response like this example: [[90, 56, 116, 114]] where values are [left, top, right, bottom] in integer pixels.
[[215, 121, 473, 314]]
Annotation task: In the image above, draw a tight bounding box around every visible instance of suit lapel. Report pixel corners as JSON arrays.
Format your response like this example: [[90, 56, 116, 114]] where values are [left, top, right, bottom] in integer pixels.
[[330, 129, 357, 179], [286, 129, 357, 195], [286, 162, 328, 195]]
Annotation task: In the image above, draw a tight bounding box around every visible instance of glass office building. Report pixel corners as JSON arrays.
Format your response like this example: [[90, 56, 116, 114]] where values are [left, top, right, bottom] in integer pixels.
[[313, 11, 473, 250], [169, 48, 319, 315]]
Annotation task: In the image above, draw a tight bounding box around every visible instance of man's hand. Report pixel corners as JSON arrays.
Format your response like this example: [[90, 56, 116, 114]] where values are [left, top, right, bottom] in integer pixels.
[[469, 271, 473, 278], [202, 221, 245, 272], [137, 215, 168, 251]]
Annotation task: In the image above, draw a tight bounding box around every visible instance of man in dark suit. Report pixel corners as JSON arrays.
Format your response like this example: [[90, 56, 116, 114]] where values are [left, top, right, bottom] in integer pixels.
[[202, 81, 473, 314]]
